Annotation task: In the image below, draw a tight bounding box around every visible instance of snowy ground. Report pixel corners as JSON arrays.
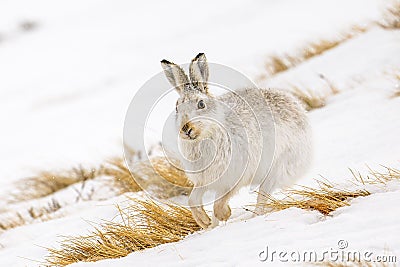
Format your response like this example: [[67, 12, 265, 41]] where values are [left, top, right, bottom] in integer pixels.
[[0, 0, 400, 266]]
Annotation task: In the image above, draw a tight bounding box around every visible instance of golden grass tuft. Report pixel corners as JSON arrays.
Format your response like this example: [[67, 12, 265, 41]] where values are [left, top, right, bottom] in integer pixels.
[[11, 155, 192, 203], [99, 157, 141, 193], [0, 199, 62, 231], [350, 166, 400, 185], [133, 156, 193, 198], [12, 166, 98, 203], [288, 74, 340, 111], [391, 73, 400, 98], [392, 89, 400, 98], [3, 155, 192, 233], [263, 26, 366, 77], [45, 198, 200, 266], [257, 182, 370, 215], [379, 0, 400, 29], [0, 213, 26, 231], [42, 166, 400, 266], [258, 166, 400, 215], [291, 86, 326, 111], [101, 156, 192, 197], [265, 55, 293, 75]]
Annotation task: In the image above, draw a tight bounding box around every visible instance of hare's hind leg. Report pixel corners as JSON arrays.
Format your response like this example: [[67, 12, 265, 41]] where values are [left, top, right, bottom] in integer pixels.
[[188, 187, 211, 229], [255, 153, 304, 214], [255, 178, 278, 215], [254, 162, 284, 215]]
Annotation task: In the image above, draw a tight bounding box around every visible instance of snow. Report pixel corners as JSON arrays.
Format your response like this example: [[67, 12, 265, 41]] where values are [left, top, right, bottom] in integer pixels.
[[71, 191, 400, 267], [1, 0, 400, 266]]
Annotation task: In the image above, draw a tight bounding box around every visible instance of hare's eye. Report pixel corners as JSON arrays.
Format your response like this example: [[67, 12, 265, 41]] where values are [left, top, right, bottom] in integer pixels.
[[197, 100, 205, 109]]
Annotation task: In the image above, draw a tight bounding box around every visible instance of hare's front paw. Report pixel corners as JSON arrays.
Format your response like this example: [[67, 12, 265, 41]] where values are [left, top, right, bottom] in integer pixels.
[[191, 207, 211, 229], [214, 203, 231, 222]]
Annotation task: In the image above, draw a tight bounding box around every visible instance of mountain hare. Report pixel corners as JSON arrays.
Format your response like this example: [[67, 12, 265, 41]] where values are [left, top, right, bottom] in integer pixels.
[[161, 53, 312, 229]]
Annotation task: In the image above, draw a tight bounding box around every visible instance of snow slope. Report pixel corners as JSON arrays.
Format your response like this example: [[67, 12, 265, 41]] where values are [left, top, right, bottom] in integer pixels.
[[0, 0, 400, 266]]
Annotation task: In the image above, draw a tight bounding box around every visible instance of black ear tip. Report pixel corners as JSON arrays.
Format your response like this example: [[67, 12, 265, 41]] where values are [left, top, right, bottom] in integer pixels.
[[161, 59, 171, 64], [194, 53, 205, 60]]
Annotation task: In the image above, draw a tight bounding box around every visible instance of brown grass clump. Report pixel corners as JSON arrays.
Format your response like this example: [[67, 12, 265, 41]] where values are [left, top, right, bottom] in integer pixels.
[[0, 199, 62, 231], [133, 157, 193, 198], [257, 166, 400, 215], [100, 156, 192, 197], [379, 0, 400, 29], [12, 166, 98, 203], [291, 86, 326, 111], [0, 213, 26, 231], [263, 26, 366, 77], [4, 155, 192, 231], [101, 156, 192, 197], [42, 166, 400, 266], [265, 55, 294, 75], [11, 155, 192, 203], [45, 198, 200, 266], [99, 157, 141, 193], [150, 157, 192, 188], [391, 73, 400, 98], [257, 181, 370, 216], [288, 74, 340, 111], [350, 166, 400, 185], [392, 89, 400, 98]]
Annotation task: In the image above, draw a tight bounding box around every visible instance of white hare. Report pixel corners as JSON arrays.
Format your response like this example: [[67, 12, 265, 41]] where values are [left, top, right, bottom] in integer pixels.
[[161, 53, 312, 229]]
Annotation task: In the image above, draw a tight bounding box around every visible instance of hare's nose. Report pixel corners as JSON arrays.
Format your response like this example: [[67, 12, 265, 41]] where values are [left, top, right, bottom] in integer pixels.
[[181, 123, 190, 134], [181, 123, 194, 137]]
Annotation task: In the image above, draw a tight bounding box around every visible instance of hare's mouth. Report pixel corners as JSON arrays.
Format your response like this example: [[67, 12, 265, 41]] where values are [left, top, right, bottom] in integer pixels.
[[180, 128, 200, 140], [181, 130, 199, 140]]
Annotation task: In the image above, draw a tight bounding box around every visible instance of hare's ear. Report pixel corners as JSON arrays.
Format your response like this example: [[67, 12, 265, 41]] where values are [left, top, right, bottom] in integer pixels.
[[189, 53, 209, 94], [161, 59, 190, 94]]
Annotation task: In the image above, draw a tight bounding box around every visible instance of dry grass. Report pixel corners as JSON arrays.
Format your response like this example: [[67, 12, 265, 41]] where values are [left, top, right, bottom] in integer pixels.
[[265, 55, 294, 75], [392, 89, 400, 98], [288, 73, 340, 111], [12, 166, 98, 203], [99, 156, 192, 197], [257, 181, 370, 215], [99, 157, 141, 193], [257, 166, 400, 215], [0, 213, 26, 231], [0, 199, 62, 231], [3, 155, 191, 233], [45, 198, 200, 266], [41, 166, 400, 266], [11, 155, 192, 203], [263, 26, 366, 77], [291, 86, 326, 111], [263, 0, 399, 78], [133, 156, 193, 198], [391, 72, 400, 98], [350, 166, 400, 185], [379, 0, 400, 29]]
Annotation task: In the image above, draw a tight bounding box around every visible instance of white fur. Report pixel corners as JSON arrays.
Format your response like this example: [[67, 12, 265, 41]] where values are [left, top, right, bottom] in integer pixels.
[[161, 54, 312, 228]]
